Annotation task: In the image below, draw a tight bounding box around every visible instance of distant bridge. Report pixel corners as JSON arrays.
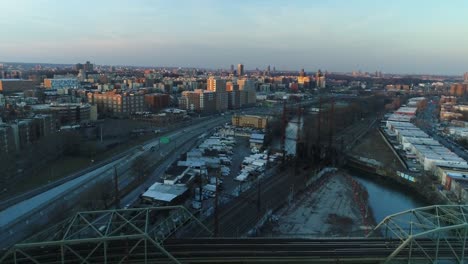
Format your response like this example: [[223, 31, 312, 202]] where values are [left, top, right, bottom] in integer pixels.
[[2, 205, 468, 263]]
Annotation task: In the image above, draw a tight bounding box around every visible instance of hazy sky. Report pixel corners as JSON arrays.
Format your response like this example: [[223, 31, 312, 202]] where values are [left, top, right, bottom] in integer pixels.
[[1, 0, 468, 74]]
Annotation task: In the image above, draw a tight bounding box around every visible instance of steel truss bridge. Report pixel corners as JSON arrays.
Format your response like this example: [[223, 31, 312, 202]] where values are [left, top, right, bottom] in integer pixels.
[[2, 205, 468, 263]]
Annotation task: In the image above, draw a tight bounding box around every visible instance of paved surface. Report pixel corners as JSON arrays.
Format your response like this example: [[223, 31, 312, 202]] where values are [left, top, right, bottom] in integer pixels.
[[418, 97, 468, 161], [0, 101, 319, 249], [0, 115, 230, 249]]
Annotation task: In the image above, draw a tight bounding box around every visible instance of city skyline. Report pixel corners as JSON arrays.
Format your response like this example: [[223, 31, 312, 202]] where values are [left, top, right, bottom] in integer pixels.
[[1, 0, 468, 74]]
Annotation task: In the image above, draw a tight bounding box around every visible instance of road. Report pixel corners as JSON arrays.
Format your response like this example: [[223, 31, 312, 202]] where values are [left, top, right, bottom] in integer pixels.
[[418, 97, 468, 161], [0, 99, 321, 250], [0, 115, 230, 249]]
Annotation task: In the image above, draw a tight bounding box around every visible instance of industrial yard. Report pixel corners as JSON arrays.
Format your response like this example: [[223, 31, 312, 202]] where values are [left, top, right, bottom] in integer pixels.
[[138, 123, 278, 217], [261, 170, 373, 237]]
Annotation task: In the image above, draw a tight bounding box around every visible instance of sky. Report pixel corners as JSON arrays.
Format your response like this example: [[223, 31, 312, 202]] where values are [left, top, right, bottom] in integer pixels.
[[1, 0, 468, 74]]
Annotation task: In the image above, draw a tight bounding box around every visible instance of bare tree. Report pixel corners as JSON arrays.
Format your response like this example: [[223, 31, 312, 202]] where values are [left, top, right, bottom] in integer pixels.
[[132, 155, 149, 182]]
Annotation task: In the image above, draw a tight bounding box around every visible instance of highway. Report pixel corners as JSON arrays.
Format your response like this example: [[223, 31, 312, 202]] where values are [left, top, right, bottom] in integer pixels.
[[0, 99, 321, 250], [0, 115, 230, 249]]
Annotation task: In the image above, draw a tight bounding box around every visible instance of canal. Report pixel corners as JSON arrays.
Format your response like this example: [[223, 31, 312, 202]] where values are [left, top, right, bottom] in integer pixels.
[[351, 173, 427, 224]]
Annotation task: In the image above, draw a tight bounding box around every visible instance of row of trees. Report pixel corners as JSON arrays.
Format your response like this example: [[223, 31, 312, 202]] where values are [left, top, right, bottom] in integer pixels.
[[264, 95, 387, 167]]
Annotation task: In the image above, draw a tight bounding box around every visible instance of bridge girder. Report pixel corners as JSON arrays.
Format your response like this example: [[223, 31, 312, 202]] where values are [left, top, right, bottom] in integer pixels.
[[0, 206, 212, 264], [3, 205, 468, 263], [368, 205, 468, 263]]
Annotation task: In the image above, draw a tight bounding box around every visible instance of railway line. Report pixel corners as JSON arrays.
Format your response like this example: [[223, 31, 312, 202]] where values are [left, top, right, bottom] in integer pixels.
[[4, 237, 465, 263]]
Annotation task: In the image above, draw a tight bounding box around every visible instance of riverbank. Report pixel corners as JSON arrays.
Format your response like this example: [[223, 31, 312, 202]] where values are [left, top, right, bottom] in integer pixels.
[[347, 127, 445, 205], [259, 170, 374, 237], [345, 166, 442, 206]]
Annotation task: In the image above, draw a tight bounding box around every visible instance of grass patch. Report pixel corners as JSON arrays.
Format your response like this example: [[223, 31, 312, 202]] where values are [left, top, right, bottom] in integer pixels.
[[3, 157, 91, 198], [1, 134, 158, 200], [351, 128, 405, 171]]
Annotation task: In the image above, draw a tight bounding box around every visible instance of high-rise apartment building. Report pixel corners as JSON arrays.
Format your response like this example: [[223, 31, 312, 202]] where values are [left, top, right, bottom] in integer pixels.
[[180, 89, 216, 113], [207, 77, 228, 111], [84, 61, 94, 72], [87, 91, 144, 116], [0, 124, 16, 154], [76, 61, 94, 72], [237, 64, 244, 77], [464, 72, 468, 83], [316, 70, 326, 88], [237, 78, 256, 106], [299, 68, 305, 77], [144, 93, 170, 112], [226, 81, 240, 109]]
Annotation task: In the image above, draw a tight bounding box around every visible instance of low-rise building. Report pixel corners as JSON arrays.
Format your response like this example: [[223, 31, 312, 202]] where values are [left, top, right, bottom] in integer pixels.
[[232, 115, 268, 129], [395, 106, 417, 116], [387, 120, 467, 171], [43, 78, 80, 90], [250, 133, 265, 149], [144, 93, 170, 112], [0, 79, 34, 94], [31, 103, 91, 125]]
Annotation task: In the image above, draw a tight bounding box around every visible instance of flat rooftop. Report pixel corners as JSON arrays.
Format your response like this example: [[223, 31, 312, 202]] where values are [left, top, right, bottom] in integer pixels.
[[142, 183, 188, 202]]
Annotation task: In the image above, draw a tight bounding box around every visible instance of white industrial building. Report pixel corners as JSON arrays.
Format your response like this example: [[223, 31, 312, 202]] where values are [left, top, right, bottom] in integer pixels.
[[387, 114, 413, 122], [386, 120, 467, 171], [447, 127, 468, 138], [395, 106, 418, 116]]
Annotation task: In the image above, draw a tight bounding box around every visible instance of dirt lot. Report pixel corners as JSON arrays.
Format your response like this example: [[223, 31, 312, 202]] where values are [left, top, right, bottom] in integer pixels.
[[261, 172, 370, 237]]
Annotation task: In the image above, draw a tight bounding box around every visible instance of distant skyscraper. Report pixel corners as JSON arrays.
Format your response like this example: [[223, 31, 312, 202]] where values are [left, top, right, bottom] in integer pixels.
[[84, 61, 94, 72], [230, 64, 234, 73], [464, 72, 468, 83], [316, 69, 326, 88], [237, 64, 244, 77], [267, 65, 271, 72], [299, 68, 305, 77], [273, 66, 276, 72], [76, 61, 94, 72]]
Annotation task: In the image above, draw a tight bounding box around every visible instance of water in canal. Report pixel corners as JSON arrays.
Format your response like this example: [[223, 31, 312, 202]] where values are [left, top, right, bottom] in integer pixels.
[[351, 173, 426, 224]]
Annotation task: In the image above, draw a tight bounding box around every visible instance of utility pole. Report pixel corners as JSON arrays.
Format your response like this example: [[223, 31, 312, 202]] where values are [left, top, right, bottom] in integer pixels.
[[328, 97, 334, 149], [281, 99, 287, 163], [199, 167, 203, 209], [256, 176, 261, 214], [295, 105, 303, 177], [317, 97, 322, 147], [316, 97, 323, 166], [328, 97, 335, 165], [214, 168, 220, 237], [114, 166, 120, 208]]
